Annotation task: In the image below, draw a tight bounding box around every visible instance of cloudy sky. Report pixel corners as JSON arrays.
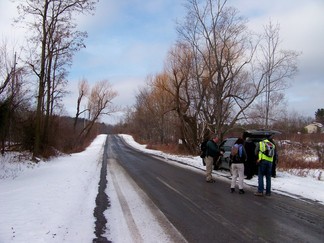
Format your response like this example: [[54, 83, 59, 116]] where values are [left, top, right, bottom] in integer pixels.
[[1, 0, 323, 124]]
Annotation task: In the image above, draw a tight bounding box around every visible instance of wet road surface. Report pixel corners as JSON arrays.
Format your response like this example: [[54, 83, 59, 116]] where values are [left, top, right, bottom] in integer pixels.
[[104, 135, 324, 242]]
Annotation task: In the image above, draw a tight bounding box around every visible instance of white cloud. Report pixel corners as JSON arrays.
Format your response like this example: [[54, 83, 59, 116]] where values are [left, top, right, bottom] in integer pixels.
[[0, 1, 25, 47], [1, 0, 324, 121], [232, 0, 324, 116]]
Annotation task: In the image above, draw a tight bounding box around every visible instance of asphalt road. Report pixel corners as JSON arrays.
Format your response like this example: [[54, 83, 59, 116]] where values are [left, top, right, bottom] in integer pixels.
[[106, 134, 324, 243]]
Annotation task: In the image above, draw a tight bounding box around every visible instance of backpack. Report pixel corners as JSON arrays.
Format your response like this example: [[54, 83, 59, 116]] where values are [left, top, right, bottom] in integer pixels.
[[200, 140, 208, 158], [262, 140, 275, 157], [231, 145, 239, 157], [231, 144, 244, 162]]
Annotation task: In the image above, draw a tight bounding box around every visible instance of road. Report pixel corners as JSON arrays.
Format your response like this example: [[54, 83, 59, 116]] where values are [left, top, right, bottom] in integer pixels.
[[104, 134, 324, 242]]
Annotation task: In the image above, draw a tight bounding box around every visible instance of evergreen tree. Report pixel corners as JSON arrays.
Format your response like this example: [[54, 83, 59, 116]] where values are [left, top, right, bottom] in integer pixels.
[[315, 108, 324, 124]]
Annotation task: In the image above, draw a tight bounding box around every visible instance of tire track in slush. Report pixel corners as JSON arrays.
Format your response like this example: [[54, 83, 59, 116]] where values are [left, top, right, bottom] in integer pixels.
[[93, 136, 111, 243], [109, 164, 144, 243]]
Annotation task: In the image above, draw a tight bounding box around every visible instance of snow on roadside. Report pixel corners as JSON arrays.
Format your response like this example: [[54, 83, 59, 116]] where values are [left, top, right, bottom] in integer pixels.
[[0, 133, 323, 243], [0, 135, 107, 243], [119, 134, 324, 205]]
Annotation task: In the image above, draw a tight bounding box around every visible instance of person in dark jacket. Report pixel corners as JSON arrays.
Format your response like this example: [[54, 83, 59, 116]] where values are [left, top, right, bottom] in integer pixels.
[[205, 134, 220, 183], [200, 139, 208, 166], [269, 138, 278, 178], [244, 137, 257, 179]]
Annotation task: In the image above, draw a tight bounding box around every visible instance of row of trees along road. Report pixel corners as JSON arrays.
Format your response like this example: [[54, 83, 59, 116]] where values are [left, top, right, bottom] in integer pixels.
[[0, 0, 119, 158], [123, 0, 299, 154]]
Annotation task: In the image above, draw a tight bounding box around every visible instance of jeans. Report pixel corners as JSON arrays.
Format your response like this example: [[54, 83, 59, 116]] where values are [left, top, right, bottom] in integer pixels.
[[258, 160, 273, 194]]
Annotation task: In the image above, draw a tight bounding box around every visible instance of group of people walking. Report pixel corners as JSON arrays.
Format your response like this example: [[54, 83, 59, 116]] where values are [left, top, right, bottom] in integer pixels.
[[201, 134, 276, 196]]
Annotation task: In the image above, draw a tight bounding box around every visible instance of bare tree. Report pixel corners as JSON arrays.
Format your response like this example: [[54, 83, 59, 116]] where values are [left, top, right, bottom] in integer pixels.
[[0, 42, 17, 95], [176, 0, 263, 141], [146, 74, 179, 144], [0, 44, 29, 154], [123, 75, 179, 145], [15, 0, 98, 158], [74, 79, 89, 129], [121, 0, 299, 154], [176, 0, 299, 143], [255, 21, 299, 128], [78, 80, 118, 138], [159, 43, 199, 152]]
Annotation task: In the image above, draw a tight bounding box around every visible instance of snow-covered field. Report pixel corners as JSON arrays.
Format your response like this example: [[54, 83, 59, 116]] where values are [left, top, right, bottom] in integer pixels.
[[0, 135, 106, 242], [0, 134, 323, 242]]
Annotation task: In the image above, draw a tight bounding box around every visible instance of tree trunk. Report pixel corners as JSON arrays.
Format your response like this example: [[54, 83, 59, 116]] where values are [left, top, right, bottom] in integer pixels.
[[33, 1, 49, 159]]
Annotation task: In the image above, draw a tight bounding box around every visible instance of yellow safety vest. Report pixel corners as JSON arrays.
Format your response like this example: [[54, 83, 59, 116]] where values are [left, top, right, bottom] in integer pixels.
[[258, 139, 275, 162]]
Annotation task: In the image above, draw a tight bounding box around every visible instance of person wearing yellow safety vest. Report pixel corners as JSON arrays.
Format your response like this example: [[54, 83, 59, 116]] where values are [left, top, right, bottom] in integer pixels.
[[254, 139, 275, 196]]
